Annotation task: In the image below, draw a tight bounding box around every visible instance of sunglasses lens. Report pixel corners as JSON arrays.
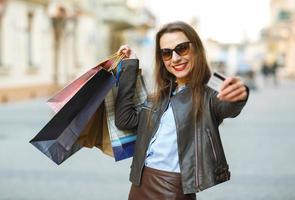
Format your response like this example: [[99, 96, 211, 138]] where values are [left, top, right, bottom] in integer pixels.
[[161, 49, 172, 61], [175, 42, 190, 56], [160, 42, 191, 61]]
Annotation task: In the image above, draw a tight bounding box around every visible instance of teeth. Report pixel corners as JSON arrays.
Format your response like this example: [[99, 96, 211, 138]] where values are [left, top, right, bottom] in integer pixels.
[[174, 64, 185, 70]]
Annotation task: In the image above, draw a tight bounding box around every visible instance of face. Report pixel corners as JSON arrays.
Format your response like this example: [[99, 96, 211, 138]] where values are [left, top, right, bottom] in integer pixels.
[[159, 31, 194, 84]]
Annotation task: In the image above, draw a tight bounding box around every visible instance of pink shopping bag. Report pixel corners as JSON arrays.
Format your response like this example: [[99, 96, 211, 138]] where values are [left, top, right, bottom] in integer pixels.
[[47, 54, 122, 113]]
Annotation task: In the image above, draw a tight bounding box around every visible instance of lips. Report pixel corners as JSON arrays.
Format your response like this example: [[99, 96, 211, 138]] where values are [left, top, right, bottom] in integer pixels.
[[173, 63, 187, 71]]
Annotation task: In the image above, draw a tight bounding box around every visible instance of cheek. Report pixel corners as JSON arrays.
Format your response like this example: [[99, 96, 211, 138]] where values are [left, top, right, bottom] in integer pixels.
[[163, 61, 172, 71], [186, 57, 194, 67], [188, 53, 195, 65]]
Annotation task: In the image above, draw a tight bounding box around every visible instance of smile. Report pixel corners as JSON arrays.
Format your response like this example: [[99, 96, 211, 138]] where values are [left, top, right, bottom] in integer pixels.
[[173, 63, 187, 71]]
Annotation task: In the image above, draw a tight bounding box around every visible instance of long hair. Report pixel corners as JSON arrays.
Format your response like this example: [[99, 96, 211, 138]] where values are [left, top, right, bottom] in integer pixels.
[[152, 21, 211, 121]]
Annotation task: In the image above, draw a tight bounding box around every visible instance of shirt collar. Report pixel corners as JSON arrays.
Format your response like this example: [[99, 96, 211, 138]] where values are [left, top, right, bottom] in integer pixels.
[[172, 84, 187, 95]]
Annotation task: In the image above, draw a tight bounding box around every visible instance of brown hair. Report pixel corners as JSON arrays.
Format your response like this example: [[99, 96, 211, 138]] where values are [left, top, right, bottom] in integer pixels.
[[152, 21, 211, 120]]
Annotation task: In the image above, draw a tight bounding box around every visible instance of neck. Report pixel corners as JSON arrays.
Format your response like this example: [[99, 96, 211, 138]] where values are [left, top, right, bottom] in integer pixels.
[[176, 78, 188, 86]]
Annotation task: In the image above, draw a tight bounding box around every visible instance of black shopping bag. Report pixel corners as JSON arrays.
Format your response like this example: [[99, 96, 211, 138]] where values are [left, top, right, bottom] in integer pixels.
[[30, 68, 116, 165]]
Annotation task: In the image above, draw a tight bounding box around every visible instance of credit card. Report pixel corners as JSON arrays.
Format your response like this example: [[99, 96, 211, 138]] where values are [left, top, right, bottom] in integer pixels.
[[206, 72, 227, 92]]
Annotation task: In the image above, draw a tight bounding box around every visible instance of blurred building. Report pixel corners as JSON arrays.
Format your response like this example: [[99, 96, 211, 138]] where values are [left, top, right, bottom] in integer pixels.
[[203, 0, 295, 82], [0, 0, 155, 103], [205, 38, 265, 76], [262, 0, 295, 77], [205, 37, 266, 90]]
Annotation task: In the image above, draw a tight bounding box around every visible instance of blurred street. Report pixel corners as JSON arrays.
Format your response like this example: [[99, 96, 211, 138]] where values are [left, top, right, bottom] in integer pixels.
[[1, 79, 295, 200]]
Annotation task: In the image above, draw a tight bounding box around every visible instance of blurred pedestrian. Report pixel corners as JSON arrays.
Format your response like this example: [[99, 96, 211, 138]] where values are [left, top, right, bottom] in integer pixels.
[[261, 60, 271, 86], [261, 61, 270, 79], [261, 60, 279, 86], [270, 60, 279, 85], [115, 21, 249, 200]]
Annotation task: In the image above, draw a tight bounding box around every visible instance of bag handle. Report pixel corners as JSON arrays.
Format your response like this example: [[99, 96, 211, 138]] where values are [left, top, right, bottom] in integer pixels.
[[97, 53, 124, 71], [108, 54, 125, 72]]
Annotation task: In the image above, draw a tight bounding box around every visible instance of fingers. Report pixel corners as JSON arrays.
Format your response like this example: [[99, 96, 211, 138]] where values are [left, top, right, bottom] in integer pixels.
[[117, 45, 130, 58], [117, 45, 137, 59], [219, 77, 242, 96], [217, 77, 247, 102]]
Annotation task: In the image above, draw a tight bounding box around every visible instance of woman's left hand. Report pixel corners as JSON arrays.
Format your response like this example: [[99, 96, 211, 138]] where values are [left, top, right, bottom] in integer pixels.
[[217, 77, 248, 102]]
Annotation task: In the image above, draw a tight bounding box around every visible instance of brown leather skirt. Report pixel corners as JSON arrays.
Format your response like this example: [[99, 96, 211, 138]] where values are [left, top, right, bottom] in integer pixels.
[[128, 167, 196, 200]]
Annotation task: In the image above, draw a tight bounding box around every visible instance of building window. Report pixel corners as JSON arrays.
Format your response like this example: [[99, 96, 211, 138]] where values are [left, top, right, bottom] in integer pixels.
[[0, 0, 6, 67], [0, 14, 3, 67], [277, 10, 291, 22], [27, 10, 33, 67]]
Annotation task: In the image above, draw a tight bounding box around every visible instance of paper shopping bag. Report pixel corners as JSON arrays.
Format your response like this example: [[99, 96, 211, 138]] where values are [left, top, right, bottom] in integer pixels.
[[76, 102, 113, 157], [47, 54, 123, 113], [30, 68, 116, 165]]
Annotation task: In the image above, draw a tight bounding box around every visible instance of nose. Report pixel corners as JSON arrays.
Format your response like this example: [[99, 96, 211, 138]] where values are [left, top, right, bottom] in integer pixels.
[[171, 51, 181, 62]]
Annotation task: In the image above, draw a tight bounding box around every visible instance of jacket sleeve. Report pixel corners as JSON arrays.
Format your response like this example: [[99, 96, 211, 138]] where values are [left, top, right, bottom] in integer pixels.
[[115, 59, 140, 130], [210, 86, 249, 124]]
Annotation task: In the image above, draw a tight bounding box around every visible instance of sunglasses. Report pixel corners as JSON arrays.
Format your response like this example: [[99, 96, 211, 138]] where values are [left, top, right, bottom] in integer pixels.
[[160, 41, 191, 61]]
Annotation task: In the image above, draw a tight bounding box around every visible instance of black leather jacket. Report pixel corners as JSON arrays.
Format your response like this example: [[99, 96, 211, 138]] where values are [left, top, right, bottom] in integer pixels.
[[115, 59, 248, 194]]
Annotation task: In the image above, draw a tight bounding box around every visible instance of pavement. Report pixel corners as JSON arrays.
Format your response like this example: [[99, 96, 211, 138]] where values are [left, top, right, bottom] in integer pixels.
[[0, 79, 295, 200]]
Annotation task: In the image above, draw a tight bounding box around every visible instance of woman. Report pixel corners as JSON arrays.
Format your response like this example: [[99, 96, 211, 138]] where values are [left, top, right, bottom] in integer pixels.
[[115, 21, 248, 200]]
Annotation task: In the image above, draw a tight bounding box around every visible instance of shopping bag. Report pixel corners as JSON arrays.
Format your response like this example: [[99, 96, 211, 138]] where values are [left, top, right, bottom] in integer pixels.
[[45, 55, 147, 162], [76, 101, 113, 157], [76, 67, 148, 161], [30, 68, 116, 165], [47, 54, 122, 113], [104, 71, 148, 161]]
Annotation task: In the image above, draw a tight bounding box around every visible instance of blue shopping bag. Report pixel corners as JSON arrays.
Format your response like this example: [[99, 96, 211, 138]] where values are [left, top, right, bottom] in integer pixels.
[[104, 72, 148, 161]]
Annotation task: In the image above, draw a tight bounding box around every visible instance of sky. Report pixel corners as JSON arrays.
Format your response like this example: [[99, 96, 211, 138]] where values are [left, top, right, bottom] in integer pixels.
[[144, 0, 271, 43]]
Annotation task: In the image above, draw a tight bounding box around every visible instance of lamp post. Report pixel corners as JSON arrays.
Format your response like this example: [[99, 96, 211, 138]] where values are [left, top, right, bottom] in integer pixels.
[[48, 2, 67, 86]]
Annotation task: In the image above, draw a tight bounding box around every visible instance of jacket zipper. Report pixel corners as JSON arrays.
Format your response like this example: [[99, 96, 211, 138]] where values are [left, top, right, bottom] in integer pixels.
[[195, 127, 200, 191], [206, 128, 218, 163]]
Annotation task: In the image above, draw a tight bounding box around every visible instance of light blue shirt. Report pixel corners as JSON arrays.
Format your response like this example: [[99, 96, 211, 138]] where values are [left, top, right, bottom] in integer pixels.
[[145, 102, 180, 172]]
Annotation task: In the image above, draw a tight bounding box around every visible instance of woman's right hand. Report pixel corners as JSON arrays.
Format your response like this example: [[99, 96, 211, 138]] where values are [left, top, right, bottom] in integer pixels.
[[117, 44, 137, 59]]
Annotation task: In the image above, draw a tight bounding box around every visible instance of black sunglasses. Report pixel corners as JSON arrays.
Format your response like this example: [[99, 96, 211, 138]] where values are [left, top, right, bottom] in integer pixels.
[[160, 41, 191, 61]]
